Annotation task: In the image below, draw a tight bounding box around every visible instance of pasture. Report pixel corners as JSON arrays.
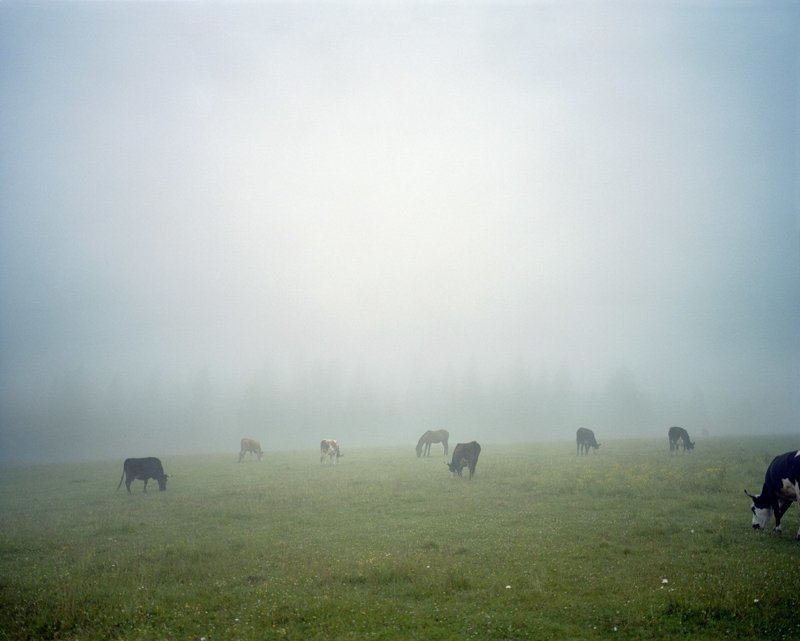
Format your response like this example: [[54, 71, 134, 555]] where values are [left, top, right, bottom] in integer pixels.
[[1, 436, 798, 640]]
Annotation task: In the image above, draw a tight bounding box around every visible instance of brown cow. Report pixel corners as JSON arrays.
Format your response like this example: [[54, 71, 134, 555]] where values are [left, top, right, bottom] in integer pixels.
[[239, 438, 263, 462]]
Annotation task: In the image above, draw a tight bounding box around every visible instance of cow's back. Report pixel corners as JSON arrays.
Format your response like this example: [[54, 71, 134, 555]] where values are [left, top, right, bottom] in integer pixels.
[[125, 457, 163, 474], [765, 451, 800, 488]]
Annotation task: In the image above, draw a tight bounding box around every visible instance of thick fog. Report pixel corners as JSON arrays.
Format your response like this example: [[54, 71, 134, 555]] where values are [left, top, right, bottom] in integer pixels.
[[1, 2, 798, 463]]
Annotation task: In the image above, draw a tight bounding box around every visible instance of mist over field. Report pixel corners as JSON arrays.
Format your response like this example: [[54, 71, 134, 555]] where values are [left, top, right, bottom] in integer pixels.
[[1, 2, 798, 463]]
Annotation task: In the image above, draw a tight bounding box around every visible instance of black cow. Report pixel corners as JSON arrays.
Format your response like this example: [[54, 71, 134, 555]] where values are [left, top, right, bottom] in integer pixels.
[[745, 450, 800, 539], [447, 441, 481, 479], [116, 457, 168, 494], [576, 428, 600, 455], [668, 426, 694, 452]]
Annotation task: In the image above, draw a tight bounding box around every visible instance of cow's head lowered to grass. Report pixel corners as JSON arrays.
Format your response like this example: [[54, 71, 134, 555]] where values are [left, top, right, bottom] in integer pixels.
[[745, 489, 772, 530], [745, 450, 800, 539]]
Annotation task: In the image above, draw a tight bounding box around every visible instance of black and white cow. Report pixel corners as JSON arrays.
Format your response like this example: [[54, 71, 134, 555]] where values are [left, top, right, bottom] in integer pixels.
[[745, 450, 800, 540], [116, 457, 168, 494], [447, 441, 481, 479], [576, 428, 600, 455], [320, 439, 342, 465], [668, 426, 694, 453]]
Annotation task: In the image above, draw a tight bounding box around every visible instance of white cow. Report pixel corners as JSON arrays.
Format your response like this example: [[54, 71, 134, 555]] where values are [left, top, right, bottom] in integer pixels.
[[320, 439, 342, 465]]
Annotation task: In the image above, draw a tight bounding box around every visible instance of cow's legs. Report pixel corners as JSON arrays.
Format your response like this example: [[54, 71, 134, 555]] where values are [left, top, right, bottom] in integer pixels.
[[142, 478, 148, 493], [773, 500, 792, 533], [796, 499, 800, 540]]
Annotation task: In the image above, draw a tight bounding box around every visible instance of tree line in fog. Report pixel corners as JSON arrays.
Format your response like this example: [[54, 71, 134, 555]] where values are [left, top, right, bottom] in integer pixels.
[[0, 360, 788, 463]]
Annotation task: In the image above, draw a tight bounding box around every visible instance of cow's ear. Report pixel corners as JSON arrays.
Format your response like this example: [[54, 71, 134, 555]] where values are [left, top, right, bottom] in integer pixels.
[[744, 489, 757, 499]]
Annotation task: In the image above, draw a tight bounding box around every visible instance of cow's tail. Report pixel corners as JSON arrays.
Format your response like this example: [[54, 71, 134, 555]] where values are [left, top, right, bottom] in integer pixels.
[[116, 464, 126, 492]]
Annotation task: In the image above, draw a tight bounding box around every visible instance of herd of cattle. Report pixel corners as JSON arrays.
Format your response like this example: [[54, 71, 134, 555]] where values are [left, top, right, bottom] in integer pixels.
[[116, 428, 800, 540]]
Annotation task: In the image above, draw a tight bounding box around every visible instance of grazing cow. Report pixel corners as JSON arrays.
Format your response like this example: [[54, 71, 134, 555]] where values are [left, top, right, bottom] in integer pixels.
[[447, 441, 481, 479], [116, 457, 168, 494], [238, 438, 263, 462], [416, 429, 449, 457], [745, 450, 800, 540], [576, 428, 600, 455], [320, 439, 342, 465], [668, 426, 695, 452]]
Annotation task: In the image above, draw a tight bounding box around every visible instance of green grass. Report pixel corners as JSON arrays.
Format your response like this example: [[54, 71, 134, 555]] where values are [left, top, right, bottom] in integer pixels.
[[1, 436, 799, 640]]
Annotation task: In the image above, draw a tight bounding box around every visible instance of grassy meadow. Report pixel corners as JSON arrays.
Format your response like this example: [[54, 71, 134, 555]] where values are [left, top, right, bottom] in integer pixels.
[[1, 435, 799, 640]]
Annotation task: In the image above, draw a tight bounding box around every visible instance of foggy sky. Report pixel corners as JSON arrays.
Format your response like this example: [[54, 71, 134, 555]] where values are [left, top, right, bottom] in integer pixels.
[[1, 2, 798, 462]]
